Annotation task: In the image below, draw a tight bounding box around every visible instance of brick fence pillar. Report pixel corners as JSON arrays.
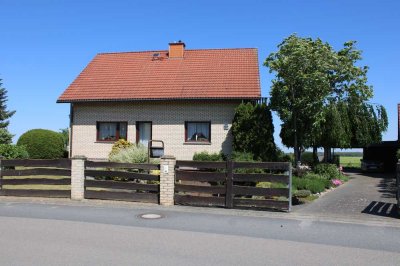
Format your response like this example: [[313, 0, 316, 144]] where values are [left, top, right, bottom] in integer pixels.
[[159, 155, 176, 206], [71, 156, 86, 200]]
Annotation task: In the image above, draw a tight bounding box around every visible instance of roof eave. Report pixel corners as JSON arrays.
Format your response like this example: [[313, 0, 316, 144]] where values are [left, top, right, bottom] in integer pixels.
[[56, 96, 262, 104]]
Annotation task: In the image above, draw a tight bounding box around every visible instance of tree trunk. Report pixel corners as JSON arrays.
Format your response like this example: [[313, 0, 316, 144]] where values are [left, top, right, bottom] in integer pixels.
[[313, 146, 318, 164], [323, 147, 332, 162]]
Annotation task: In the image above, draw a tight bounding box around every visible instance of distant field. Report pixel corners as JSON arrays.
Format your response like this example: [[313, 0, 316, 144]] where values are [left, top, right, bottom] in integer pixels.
[[340, 156, 362, 168]]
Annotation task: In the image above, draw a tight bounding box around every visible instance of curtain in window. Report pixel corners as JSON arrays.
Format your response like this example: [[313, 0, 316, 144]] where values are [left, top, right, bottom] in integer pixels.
[[119, 123, 127, 140], [187, 122, 209, 141], [99, 123, 117, 141], [139, 122, 151, 146]]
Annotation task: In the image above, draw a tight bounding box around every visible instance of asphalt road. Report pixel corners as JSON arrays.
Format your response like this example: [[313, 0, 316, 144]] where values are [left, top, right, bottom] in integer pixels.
[[0, 200, 399, 265]]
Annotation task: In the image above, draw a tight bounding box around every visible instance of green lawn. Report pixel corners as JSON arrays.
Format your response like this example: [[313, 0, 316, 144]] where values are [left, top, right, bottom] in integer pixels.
[[340, 156, 362, 168]]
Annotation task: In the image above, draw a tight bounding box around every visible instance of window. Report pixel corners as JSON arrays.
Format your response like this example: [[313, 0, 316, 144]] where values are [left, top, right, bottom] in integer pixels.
[[185, 122, 211, 142], [136, 122, 152, 146], [97, 122, 127, 141]]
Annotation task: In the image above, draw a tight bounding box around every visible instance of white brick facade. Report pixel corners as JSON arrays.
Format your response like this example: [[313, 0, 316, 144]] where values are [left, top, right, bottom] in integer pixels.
[[70, 101, 238, 160]]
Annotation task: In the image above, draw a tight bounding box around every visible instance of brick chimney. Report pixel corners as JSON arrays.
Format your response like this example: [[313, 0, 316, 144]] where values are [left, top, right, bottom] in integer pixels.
[[169, 41, 185, 58]]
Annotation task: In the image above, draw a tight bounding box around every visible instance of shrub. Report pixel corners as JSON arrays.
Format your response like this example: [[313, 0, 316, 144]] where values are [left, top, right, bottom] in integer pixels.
[[109, 143, 149, 164], [17, 129, 64, 159], [193, 151, 223, 161], [232, 102, 277, 161], [0, 144, 29, 159], [313, 163, 341, 180], [109, 139, 134, 157], [294, 190, 311, 198], [292, 176, 326, 194]]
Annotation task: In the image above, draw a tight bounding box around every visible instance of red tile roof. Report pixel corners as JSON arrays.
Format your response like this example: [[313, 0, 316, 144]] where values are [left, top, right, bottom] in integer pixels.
[[57, 48, 261, 102]]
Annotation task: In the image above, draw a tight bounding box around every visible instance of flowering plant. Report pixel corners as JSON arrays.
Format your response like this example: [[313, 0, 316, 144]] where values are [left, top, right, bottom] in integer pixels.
[[331, 179, 343, 186]]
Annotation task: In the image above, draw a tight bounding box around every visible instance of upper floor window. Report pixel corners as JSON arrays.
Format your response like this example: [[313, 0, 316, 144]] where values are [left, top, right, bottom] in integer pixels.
[[97, 122, 127, 141], [185, 122, 211, 142]]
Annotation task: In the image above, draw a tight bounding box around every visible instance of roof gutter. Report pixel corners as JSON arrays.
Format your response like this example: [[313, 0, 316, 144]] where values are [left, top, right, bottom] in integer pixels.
[[56, 96, 262, 104]]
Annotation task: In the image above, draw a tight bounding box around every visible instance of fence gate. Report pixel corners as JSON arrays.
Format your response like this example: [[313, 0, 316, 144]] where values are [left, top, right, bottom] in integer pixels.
[[174, 160, 292, 211], [83, 161, 160, 203]]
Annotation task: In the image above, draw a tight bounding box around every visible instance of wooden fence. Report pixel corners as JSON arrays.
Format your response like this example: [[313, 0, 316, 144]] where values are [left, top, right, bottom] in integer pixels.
[[0, 159, 71, 198], [84, 161, 160, 203], [175, 160, 292, 211]]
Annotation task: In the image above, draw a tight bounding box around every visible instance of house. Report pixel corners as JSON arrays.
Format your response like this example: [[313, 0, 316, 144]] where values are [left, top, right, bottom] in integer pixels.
[[57, 42, 261, 160]]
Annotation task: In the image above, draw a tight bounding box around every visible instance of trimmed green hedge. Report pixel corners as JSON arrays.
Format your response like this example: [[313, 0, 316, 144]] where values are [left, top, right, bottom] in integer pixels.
[[17, 129, 64, 159]]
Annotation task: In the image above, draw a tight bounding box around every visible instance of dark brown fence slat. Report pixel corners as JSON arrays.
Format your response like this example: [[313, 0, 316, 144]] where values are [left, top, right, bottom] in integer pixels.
[[85, 170, 159, 181], [233, 186, 289, 197], [0, 178, 71, 185], [84, 190, 158, 203], [175, 170, 226, 182], [234, 199, 289, 210], [176, 160, 226, 169], [0, 189, 70, 198], [233, 162, 290, 170], [85, 161, 159, 170], [174, 194, 225, 207], [175, 184, 225, 194], [2, 159, 71, 169], [2, 168, 71, 177], [233, 173, 289, 183], [85, 180, 159, 192]]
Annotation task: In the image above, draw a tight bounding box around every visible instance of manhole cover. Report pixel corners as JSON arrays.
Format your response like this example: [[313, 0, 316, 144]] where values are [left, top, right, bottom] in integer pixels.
[[139, 213, 163, 219]]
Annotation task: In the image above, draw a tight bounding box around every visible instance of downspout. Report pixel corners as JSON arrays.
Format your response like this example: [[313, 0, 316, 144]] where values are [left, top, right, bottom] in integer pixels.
[[69, 103, 74, 158]]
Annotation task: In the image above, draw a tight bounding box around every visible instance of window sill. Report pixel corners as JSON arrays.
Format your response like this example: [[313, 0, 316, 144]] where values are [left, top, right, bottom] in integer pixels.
[[183, 142, 211, 145], [95, 141, 116, 143]]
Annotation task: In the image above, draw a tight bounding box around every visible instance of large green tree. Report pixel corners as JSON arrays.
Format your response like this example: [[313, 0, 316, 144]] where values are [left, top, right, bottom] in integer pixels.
[[264, 35, 336, 163], [0, 79, 15, 144], [265, 35, 388, 164], [231, 102, 276, 161]]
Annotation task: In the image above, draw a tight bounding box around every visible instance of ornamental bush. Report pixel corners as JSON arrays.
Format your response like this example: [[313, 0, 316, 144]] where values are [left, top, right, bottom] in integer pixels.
[[313, 163, 341, 180], [17, 129, 64, 159], [109, 139, 134, 158], [109, 143, 149, 164], [292, 175, 326, 194], [0, 144, 29, 159]]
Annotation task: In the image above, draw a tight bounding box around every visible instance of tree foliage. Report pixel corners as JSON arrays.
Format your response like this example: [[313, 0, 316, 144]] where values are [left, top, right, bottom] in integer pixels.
[[0, 79, 15, 144], [232, 102, 276, 161], [264, 34, 388, 161]]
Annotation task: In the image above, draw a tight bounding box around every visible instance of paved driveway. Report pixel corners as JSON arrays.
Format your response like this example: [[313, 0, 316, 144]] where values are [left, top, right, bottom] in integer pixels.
[[294, 170, 399, 222]]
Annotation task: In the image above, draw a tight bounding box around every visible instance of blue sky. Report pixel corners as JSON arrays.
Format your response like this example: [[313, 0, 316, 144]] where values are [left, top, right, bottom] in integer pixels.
[[1, 0, 399, 150]]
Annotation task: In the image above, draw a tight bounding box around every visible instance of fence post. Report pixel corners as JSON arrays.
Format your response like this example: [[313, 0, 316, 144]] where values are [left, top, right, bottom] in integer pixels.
[[71, 155, 86, 200], [225, 160, 234, 209], [160, 155, 176, 206]]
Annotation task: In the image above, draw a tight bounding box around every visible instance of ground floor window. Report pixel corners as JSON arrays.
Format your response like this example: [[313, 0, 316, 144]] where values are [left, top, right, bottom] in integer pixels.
[[136, 121, 152, 146], [185, 121, 211, 142], [97, 122, 127, 141]]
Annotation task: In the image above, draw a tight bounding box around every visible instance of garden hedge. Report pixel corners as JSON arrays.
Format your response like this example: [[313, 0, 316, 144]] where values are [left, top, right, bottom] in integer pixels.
[[17, 129, 64, 159]]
